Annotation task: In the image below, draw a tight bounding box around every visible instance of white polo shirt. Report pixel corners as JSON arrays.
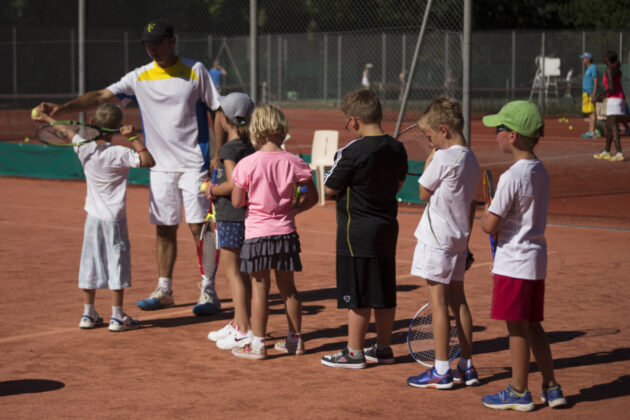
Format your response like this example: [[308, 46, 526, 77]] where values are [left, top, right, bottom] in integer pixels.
[[75, 139, 141, 221], [415, 145, 480, 253], [107, 57, 220, 172], [488, 159, 549, 280]]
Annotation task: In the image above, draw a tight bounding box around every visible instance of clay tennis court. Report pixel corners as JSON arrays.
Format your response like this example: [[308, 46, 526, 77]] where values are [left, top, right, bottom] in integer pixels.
[[1, 111, 629, 418]]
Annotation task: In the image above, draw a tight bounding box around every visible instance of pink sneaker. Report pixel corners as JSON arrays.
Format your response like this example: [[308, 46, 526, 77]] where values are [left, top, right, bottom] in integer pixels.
[[232, 344, 267, 360]]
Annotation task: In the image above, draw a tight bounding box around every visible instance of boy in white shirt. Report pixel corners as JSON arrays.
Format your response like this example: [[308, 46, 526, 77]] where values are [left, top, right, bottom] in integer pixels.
[[32, 103, 155, 331], [481, 101, 566, 411], [406, 96, 480, 389]]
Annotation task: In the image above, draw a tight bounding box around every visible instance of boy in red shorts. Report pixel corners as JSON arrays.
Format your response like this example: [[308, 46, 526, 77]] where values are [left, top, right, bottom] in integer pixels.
[[481, 101, 567, 411]]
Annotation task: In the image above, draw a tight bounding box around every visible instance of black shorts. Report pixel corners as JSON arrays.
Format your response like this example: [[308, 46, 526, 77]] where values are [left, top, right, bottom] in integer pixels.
[[336, 255, 396, 309]]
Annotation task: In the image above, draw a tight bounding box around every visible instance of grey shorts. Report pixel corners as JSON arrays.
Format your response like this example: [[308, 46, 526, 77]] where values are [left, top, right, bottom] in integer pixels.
[[78, 214, 131, 290]]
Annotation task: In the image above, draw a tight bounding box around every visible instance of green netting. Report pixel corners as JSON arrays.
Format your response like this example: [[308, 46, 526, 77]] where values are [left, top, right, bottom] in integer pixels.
[[0, 143, 149, 184], [0, 144, 423, 203]]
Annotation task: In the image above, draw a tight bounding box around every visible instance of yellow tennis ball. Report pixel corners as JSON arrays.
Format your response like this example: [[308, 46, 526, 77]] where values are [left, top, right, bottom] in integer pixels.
[[200, 182, 208, 193], [558, 118, 562, 123], [569, 125, 573, 130], [31, 108, 38, 119], [24, 137, 30, 143]]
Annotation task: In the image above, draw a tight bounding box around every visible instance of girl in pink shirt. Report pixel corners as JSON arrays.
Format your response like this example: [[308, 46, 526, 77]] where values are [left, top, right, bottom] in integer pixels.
[[231, 104, 318, 359]]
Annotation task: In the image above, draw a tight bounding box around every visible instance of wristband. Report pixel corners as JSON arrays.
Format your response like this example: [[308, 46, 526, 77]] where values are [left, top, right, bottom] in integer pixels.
[[136, 147, 147, 153], [209, 184, 217, 198], [128, 135, 139, 142]]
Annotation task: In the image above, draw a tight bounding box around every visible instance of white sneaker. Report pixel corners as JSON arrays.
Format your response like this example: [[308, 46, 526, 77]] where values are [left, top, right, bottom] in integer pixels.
[[79, 313, 103, 329], [208, 321, 235, 342], [609, 152, 625, 162], [216, 329, 253, 350], [108, 314, 140, 332]]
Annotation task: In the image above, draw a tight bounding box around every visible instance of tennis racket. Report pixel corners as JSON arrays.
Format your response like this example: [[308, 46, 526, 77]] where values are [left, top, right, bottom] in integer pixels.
[[482, 170, 497, 258], [407, 302, 461, 367], [199, 169, 220, 284], [35, 121, 120, 147], [396, 123, 436, 176]]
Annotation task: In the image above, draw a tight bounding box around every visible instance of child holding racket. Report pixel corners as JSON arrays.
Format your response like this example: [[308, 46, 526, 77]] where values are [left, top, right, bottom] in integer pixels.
[[204, 92, 256, 350], [406, 96, 480, 388], [321, 89, 408, 369], [481, 101, 566, 411], [230, 104, 318, 359], [31, 103, 155, 332]]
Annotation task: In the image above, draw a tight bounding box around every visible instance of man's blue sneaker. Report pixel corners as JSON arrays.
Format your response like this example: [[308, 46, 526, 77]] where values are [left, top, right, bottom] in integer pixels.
[[407, 367, 453, 389], [452, 364, 480, 386], [482, 384, 535, 411], [541, 384, 567, 408], [192, 284, 220, 316], [136, 287, 174, 310]]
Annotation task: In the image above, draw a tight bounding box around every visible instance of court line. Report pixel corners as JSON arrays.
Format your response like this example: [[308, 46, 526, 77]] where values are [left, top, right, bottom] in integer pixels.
[[548, 222, 630, 233]]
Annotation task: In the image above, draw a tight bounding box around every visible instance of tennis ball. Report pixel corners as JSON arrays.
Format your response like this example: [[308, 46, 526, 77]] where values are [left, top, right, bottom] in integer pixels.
[[24, 137, 30, 143], [31, 108, 38, 119], [200, 182, 208, 193], [569, 125, 573, 130], [558, 118, 562, 123]]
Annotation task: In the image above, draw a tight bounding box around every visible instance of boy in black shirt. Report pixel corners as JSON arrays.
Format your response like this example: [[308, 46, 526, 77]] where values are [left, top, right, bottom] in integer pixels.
[[321, 89, 407, 368]]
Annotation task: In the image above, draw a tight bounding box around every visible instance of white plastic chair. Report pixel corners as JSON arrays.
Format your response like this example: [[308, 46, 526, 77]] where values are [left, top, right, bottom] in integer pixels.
[[309, 130, 339, 205]]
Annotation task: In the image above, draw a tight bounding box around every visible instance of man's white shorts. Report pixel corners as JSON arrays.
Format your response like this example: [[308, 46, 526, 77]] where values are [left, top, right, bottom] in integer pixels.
[[149, 170, 210, 225], [606, 97, 625, 116], [410, 242, 467, 284], [78, 214, 131, 290]]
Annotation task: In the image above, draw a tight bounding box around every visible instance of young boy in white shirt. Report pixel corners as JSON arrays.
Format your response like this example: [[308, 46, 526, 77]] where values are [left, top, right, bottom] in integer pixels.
[[406, 96, 480, 389], [481, 100, 567, 411], [32, 103, 155, 331]]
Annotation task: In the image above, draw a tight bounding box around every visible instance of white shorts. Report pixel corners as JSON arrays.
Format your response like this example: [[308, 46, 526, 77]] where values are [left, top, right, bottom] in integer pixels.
[[78, 214, 131, 290], [410, 242, 467, 284], [606, 97, 625, 116], [149, 170, 210, 225]]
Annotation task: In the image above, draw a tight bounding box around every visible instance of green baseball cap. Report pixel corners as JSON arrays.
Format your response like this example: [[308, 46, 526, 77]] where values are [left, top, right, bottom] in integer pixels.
[[482, 101, 544, 137]]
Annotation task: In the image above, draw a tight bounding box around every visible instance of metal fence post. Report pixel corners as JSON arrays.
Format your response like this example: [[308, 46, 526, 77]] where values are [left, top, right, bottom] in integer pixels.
[[511, 30, 515, 99], [539, 32, 545, 112], [124, 31, 129, 74], [620, 32, 623, 64], [277, 36, 282, 107], [71, 29, 76, 94], [250, 0, 258, 103], [78, 0, 86, 122], [382, 33, 386, 91], [337, 35, 342, 105], [582, 31, 586, 78], [12, 27, 17, 99], [266, 35, 271, 101], [323, 33, 328, 101]]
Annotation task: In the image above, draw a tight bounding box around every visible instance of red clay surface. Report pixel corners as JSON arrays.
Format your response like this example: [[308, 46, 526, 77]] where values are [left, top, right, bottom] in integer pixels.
[[1, 109, 630, 418]]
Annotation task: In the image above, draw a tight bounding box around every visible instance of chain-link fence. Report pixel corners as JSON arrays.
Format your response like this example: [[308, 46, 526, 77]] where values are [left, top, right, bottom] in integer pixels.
[[1, 0, 628, 116]]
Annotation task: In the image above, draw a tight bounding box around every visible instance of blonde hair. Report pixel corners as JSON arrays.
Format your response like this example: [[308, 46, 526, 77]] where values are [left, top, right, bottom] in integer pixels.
[[93, 103, 123, 130], [249, 104, 288, 145], [341, 89, 382, 123], [418, 96, 463, 133]]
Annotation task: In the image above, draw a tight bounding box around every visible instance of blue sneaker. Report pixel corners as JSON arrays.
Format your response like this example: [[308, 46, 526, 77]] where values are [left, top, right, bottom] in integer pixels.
[[452, 364, 480, 386], [482, 384, 535, 411], [541, 384, 567, 408], [192, 285, 220, 316], [136, 287, 174, 310], [407, 367, 453, 389]]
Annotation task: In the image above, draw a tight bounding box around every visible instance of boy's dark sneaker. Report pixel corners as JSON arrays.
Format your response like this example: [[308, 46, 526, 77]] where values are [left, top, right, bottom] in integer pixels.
[[541, 384, 567, 408], [482, 384, 535, 411], [407, 367, 454, 389], [452, 364, 480, 386], [364, 343, 395, 364], [321, 347, 366, 369]]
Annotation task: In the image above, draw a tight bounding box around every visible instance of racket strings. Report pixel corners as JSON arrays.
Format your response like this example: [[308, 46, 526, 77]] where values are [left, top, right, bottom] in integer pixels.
[[37, 124, 100, 145], [408, 311, 460, 364], [397, 124, 434, 162], [199, 226, 217, 276]]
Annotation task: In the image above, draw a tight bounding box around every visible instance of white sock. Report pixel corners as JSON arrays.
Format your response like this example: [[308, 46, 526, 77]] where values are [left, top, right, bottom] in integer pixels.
[[201, 277, 215, 291], [158, 277, 172, 293], [458, 357, 472, 371], [252, 336, 266, 350], [287, 331, 301, 343], [112, 306, 123, 320], [435, 360, 450, 375], [347, 347, 364, 357], [83, 303, 95, 316]]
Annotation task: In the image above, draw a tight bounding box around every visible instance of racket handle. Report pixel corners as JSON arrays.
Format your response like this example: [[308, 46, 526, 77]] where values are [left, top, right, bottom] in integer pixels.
[[211, 169, 218, 185], [297, 186, 308, 194]]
